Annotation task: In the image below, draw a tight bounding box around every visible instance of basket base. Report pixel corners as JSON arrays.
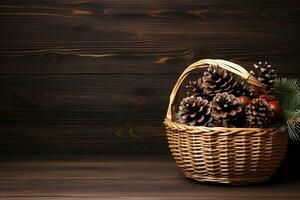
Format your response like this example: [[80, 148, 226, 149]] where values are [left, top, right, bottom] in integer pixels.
[[184, 172, 272, 186]]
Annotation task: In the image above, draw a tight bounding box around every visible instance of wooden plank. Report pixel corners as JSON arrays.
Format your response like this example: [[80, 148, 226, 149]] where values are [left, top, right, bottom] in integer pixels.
[[0, 111, 168, 154], [1, 198, 296, 200], [1, 44, 299, 75], [0, 74, 175, 111], [0, 198, 291, 200], [0, 0, 299, 74], [0, 155, 299, 198]]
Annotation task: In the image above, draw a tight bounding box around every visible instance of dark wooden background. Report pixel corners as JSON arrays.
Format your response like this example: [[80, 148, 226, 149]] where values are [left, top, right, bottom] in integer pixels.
[[0, 0, 300, 155]]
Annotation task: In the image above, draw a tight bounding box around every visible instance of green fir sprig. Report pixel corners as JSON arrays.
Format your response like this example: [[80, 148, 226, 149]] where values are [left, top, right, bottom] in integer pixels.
[[274, 78, 300, 140]]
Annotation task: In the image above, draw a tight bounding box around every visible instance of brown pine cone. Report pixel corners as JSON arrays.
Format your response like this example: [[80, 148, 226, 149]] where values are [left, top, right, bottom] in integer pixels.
[[186, 78, 206, 97], [246, 98, 275, 128], [202, 65, 238, 98], [233, 81, 256, 98], [250, 61, 277, 94], [179, 96, 213, 126], [210, 92, 243, 127]]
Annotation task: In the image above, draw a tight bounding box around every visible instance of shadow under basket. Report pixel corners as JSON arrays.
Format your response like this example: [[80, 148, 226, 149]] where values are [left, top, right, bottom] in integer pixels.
[[163, 59, 288, 185]]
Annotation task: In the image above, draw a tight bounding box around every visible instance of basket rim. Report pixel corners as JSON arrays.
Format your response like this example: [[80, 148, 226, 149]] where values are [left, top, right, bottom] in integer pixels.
[[164, 118, 278, 132]]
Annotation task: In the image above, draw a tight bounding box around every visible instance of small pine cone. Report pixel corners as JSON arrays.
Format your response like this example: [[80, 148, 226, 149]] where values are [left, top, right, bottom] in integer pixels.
[[210, 92, 243, 127], [179, 96, 213, 126], [250, 61, 277, 94], [202, 65, 238, 97], [233, 81, 256, 98], [186, 78, 206, 97], [246, 98, 275, 128]]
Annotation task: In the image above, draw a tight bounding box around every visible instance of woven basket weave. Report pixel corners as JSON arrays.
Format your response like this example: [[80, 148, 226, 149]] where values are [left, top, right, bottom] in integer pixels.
[[164, 59, 288, 185]]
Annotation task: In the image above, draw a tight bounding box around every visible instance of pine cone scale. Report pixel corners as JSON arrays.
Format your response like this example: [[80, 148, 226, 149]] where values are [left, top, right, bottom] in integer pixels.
[[246, 98, 275, 128], [210, 92, 243, 125], [202, 65, 238, 97], [179, 96, 212, 126], [250, 61, 277, 94]]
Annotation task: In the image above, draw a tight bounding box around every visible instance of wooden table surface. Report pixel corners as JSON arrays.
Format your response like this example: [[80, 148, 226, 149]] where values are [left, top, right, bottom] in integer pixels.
[[0, 155, 300, 199]]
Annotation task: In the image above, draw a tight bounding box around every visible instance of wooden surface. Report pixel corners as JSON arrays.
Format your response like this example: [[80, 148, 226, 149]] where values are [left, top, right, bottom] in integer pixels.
[[1, 0, 300, 154], [0, 155, 299, 199]]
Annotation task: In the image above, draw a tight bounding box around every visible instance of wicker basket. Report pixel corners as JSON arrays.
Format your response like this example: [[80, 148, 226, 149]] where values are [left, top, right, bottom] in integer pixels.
[[164, 59, 288, 185]]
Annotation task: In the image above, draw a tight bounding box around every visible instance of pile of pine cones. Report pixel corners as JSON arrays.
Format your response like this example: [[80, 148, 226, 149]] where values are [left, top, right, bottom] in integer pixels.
[[178, 61, 281, 128]]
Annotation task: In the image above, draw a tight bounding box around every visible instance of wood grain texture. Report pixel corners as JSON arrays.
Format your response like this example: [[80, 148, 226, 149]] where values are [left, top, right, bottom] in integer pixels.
[[0, 112, 167, 154], [0, 155, 300, 199], [0, 0, 300, 75], [0, 0, 300, 154], [0, 74, 173, 111]]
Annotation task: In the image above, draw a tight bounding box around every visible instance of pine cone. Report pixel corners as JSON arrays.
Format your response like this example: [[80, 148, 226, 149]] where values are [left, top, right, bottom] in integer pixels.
[[179, 96, 213, 126], [202, 65, 238, 97], [186, 78, 206, 97], [233, 81, 256, 98], [210, 92, 243, 127], [246, 98, 274, 128], [250, 61, 277, 94]]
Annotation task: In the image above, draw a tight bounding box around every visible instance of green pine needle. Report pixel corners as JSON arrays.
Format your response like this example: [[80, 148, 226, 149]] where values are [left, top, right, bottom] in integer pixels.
[[274, 78, 300, 140]]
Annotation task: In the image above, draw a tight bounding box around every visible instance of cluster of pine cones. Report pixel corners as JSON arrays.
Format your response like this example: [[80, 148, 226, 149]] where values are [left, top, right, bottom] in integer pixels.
[[178, 61, 279, 128]]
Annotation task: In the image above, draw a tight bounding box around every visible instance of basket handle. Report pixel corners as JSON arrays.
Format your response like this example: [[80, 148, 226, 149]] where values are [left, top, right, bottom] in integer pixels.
[[166, 59, 266, 120]]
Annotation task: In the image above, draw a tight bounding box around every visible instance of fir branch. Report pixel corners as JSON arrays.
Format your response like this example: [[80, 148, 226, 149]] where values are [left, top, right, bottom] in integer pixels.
[[274, 78, 300, 140], [275, 78, 300, 93]]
